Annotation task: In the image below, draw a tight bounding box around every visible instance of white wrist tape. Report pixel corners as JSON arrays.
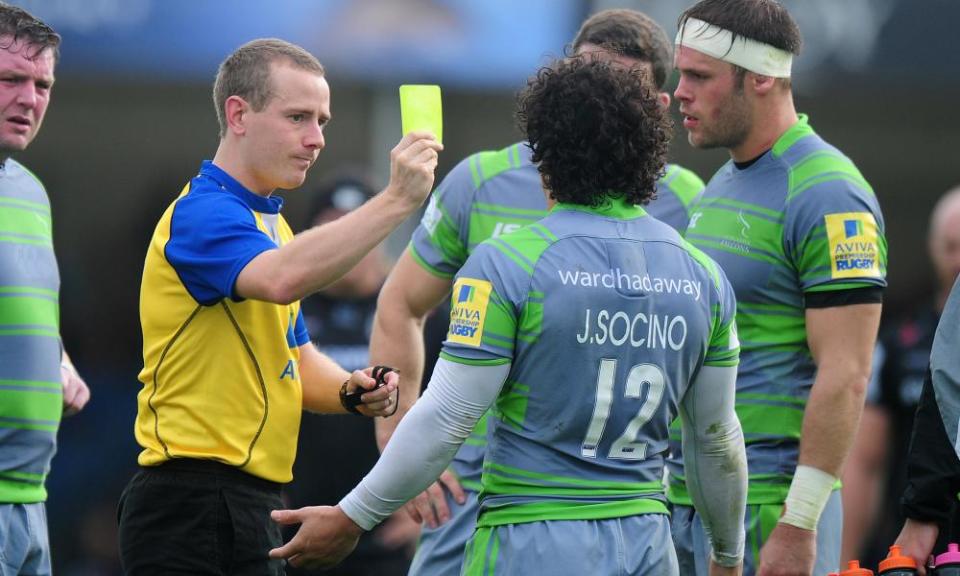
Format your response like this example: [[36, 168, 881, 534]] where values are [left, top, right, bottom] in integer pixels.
[[780, 465, 836, 531]]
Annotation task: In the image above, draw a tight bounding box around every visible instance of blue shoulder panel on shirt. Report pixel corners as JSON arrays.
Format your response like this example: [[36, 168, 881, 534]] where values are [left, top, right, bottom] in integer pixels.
[[165, 184, 278, 306]]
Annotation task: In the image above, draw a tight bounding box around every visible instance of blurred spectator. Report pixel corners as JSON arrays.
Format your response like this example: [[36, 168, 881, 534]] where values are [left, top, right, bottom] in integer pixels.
[[285, 173, 418, 576], [843, 185, 960, 564]]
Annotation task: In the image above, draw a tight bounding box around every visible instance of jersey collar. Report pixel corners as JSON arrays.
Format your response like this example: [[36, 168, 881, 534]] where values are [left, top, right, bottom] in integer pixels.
[[771, 113, 814, 158], [552, 194, 648, 220], [198, 160, 284, 214]]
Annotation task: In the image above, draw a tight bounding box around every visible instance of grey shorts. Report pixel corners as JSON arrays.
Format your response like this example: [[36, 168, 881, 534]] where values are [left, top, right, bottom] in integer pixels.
[[0, 503, 50, 576], [409, 489, 480, 576], [463, 513, 677, 576]]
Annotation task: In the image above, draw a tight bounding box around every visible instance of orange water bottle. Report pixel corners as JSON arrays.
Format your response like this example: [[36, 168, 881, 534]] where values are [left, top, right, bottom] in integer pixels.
[[878, 545, 918, 575], [840, 560, 874, 576]]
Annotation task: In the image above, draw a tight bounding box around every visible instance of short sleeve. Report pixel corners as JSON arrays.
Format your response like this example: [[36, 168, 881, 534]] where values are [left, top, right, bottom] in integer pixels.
[[440, 243, 521, 366], [289, 308, 309, 347], [409, 155, 477, 278], [705, 264, 740, 367], [166, 192, 277, 305], [784, 178, 887, 293]]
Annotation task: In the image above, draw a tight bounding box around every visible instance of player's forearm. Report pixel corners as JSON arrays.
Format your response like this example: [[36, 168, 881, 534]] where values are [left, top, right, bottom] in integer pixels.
[[798, 359, 870, 476], [681, 365, 747, 567], [340, 359, 510, 530], [299, 344, 352, 414], [370, 254, 453, 451], [370, 304, 427, 451], [778, 359, 869, 532], [238, 193, 418, 304]]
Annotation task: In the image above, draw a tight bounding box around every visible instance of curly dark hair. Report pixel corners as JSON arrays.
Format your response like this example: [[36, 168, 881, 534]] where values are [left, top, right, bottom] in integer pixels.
[[517, 57, 670, 208]]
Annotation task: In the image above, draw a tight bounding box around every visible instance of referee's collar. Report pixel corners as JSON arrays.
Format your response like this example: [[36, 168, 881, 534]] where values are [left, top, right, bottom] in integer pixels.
[[197, 160, 284, 214]]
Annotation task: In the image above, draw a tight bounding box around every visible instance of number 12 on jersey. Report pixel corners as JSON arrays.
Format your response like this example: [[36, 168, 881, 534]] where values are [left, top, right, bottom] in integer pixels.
[[581, 358, 666, 460]]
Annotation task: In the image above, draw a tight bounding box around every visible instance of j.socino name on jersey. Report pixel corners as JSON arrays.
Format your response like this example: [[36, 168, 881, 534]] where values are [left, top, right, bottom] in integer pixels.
[[576, 308, 688, 350]]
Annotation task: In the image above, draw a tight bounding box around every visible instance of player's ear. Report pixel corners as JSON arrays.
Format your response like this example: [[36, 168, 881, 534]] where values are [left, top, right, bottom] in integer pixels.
[[224, 95, 250, 136], [749, 73, 777, 97], [657, 91, 671, 108]]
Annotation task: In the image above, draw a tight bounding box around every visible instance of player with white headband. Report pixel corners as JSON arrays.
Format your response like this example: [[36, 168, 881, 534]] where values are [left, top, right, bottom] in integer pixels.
[[668, 1, 887, 575]]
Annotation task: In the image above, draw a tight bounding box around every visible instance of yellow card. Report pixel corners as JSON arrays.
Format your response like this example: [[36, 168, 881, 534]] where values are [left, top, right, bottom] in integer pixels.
[[399, 84, 442, 143]]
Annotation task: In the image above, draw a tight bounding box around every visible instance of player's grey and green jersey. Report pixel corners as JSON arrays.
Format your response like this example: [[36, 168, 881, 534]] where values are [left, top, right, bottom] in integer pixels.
[[667, 114, 887, 505], [410, 141, 704, 491], [441, 197, 739, 526], [0, 159, 62, 504]]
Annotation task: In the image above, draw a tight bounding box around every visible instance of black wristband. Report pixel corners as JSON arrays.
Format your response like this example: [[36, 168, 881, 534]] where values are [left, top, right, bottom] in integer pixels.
[[339, 379, 363, 415], [340, 365, 399, 416]]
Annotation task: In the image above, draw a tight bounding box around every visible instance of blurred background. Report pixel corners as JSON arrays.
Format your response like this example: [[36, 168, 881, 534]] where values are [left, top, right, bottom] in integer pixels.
[[6, 0, 955, 573]]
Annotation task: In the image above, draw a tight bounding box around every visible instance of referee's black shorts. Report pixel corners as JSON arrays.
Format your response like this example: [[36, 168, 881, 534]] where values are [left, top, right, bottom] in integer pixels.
[[117, 458, 285, 576]]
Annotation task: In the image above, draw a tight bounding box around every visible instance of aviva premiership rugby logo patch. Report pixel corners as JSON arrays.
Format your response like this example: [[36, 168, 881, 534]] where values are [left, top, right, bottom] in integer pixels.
[[448, 278, 492, 347], [825, 212, 880, 279]]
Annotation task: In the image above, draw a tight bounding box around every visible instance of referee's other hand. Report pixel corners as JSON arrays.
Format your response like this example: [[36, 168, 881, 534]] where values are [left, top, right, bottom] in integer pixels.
[[346, 367, 399, 417]]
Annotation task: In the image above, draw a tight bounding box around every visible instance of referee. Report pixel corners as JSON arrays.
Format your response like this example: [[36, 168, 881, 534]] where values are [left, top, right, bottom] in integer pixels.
[[117, 38, 440, 575]]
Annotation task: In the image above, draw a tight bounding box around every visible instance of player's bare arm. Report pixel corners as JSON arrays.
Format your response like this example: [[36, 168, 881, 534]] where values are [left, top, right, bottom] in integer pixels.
[[759, 302, 881, 576], [370, 250, 452, 449], [298, 343, 398, 417]]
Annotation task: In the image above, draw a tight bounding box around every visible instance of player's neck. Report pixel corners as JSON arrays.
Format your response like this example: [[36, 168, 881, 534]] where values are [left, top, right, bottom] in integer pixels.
[[729, 97, 798, 163], [211, 143, 275, 198]]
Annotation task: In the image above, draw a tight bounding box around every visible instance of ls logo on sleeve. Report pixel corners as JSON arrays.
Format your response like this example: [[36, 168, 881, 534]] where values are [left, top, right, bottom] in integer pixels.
[[448, 277, 492, 347], [825, 212, 881, 279]]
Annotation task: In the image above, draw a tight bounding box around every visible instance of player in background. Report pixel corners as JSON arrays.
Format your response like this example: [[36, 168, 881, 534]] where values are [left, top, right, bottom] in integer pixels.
[[670, 0, 887, 574], [369, 10, 705, 575], [270, 54, 746, 576]]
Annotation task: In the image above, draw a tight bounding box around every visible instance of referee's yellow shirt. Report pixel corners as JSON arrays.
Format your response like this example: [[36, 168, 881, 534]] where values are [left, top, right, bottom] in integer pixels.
[[136, 161, 309, 483]]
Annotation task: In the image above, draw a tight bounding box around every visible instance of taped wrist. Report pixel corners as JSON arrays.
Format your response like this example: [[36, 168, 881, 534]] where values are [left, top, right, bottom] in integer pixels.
[[780, 465, 836, 531]]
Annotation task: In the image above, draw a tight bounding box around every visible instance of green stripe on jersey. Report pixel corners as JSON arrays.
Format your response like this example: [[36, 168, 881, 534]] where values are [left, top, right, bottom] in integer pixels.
[[771, 114, 815, 157], [0, 389, 62, 423], [423, 198, 469, 268], [0, 196, 50, 215], [736, 401, 804, 441], [439, 351, 511, 366], [494, 381, 529, 429], [408, 245, 455, 279], [483, 461, 663, 493], [476, 498, 668, 527], [663, 164, 705, 209], [463, 526, 500, 576], [471, 145, 521, 188], [0, 205, 52, 239], [517, 292, 543, 344], [787, 151, 872, 202], [668, 475, 792, 505], [0, 295, 59, 329], [735, 303, 806, 348]]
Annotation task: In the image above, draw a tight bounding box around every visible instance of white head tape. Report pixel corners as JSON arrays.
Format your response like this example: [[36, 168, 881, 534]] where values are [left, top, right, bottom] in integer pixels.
[[675, 17, 792, 78]]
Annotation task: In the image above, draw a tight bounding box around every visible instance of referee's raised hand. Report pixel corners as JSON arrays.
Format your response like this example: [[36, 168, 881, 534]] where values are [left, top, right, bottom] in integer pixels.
[[383, 131, 443, 210]]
